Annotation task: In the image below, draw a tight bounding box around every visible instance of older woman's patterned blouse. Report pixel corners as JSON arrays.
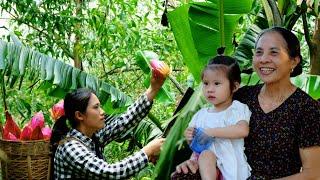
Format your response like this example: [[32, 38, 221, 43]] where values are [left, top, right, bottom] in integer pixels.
[[234, 85, 320, 179]]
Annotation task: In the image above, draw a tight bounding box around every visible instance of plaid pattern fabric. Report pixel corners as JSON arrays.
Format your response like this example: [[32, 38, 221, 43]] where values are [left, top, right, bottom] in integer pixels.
[[54, 94, 152, 179]]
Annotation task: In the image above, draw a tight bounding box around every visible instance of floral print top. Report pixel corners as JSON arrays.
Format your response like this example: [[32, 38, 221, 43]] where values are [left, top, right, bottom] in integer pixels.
[[234, 84, 320, 179]]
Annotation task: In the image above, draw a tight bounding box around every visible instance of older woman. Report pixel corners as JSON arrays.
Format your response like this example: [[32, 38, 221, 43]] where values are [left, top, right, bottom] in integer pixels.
[[50, 70, 166, 179], [172, 27, 320, 179]]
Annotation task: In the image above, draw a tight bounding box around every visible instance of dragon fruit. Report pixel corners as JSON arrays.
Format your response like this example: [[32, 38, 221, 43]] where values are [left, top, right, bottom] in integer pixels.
[[41, 126, 52, 140], [3, 111, 21, 139], [30, 126, 44, 140], [28, 112, 45, 129], [7, 132, 18, 140], [150, 59, 170, 77], [3, 127, 18, 141], [20, 125, 32, 140], [2, 110, 53, 141], [50, 100, 64, 121]]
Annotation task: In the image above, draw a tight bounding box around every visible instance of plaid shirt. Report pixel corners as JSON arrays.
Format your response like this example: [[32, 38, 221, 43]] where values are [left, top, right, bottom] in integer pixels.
[[54, 94, 152, 179]]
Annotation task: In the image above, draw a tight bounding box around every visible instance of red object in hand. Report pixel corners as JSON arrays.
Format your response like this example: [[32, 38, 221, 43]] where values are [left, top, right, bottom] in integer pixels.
[[4, 111, 21, 139], [150, 59, 170, 77]]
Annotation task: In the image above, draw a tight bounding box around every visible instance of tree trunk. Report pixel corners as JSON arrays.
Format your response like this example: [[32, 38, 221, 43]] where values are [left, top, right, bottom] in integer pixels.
[[74, 0, 83, 70], [310, 18, 320, 75]]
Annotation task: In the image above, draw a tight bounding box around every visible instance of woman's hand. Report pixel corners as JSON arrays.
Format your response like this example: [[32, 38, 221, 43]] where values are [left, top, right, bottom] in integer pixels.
[[184, 127, 195, 144], [145, 69, 166, 101], [142, 138, 165, 162], [174, 159, 199, 174]]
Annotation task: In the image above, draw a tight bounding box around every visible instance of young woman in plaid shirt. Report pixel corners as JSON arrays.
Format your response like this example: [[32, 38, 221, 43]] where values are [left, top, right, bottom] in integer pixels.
[[50, 70, 166, 179]]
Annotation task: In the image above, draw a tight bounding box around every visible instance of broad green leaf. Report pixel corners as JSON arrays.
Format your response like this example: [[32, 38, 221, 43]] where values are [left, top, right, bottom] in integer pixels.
[[207, 0, 253, 13], [11, 44, 21, 77], [241, 72, 261, 86], [86, 74, 99, 93], [38, 80, 53, 91], [168, 4, 201, 81], [306, 75, 320, 99], [234, 24, 263, 70], [45, 57, 55, 81], [168, 0, 253, 82], [261, 0, 275, 26], [0, 40, 131, 109], [154, 85, 206, 179], [135, 50, 158, 74], [0, 41, 7, 70], [71, 68, 81, 90], [292, 74, 320, 100], [53, 60, 63, 85], [40, 54, 47, 79], [18, 46, 29, 76], [47, 86, 67, 98], [189, 3, 241, 58], [78, 71, 87, 88], [61, 65, 72, 90]]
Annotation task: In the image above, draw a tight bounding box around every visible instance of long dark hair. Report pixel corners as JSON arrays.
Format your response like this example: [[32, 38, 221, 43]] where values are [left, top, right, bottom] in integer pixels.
[[50, 88, 94, 178], [255, 26, 303, 77], [204, 47, 241, 92]]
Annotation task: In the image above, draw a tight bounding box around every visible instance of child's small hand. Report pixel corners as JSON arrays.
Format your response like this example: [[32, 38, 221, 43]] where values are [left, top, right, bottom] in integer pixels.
[[184, 127, 195, 144]]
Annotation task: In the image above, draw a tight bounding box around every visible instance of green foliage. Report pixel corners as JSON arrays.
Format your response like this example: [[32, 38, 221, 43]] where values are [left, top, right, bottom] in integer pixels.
[[0, 40, 131, 106], [153, 2, 320, 178], [167, 0, 253, 82], [154, 86, 206, 179], [1, 2, 184, 179]]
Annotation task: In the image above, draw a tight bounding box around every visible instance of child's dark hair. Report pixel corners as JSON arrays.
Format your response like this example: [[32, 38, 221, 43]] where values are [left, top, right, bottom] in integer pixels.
[[202, 47, 241, 92], [50, 88, 94, 178]]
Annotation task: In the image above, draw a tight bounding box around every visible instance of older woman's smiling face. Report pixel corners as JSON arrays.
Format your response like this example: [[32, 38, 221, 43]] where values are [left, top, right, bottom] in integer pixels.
[[253, 31, 298, 85]]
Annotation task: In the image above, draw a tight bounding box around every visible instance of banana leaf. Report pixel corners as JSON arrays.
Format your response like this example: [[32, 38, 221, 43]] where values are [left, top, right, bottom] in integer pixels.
[[0, 40, 131, 108], [154, 85, 206, 179], [167, 0, 253, 82]]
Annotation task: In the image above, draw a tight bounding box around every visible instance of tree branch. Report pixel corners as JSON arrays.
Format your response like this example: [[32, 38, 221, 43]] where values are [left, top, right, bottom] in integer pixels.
[[267, 0, 282, 26], [6, 10, 74, 59], [302, 12, 313, 50], [168, 75, 184, 95]]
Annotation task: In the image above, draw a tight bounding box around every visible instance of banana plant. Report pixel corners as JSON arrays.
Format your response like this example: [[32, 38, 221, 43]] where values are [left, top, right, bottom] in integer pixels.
[[167, 0, 254, 82], [0, 40, 167, 150], [0, 40, 131, 112], [154, 85, 206, 179], [154, 1, 320, 178], [235, 0, 320, 75]]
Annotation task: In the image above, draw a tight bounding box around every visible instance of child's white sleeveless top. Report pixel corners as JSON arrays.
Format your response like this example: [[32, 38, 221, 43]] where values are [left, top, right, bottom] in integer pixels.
[[189, 100, 252, 180]]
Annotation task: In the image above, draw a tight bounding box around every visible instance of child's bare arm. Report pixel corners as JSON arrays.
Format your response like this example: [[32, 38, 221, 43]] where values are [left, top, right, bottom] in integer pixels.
[[205, 120, 249, 139]]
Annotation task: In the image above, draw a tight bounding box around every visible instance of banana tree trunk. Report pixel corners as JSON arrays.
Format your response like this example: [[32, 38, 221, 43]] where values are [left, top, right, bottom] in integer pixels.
[[310, 18, 320, 75]]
